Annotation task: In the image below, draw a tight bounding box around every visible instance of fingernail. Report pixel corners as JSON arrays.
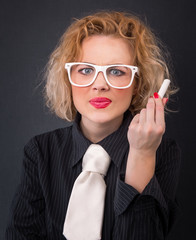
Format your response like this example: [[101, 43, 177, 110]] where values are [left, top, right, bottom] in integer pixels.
[[154, 92, 159, 99], [165, 98, 168, 103], [150, 96, 153, 98]]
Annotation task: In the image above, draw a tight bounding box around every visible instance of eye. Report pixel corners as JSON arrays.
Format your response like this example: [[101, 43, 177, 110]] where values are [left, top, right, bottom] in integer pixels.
[[109, 68, 125, 76], [78, 68, 94, 75]]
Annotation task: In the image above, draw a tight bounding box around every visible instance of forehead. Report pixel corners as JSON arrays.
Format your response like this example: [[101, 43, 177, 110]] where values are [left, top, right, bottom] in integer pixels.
[[78, 35, 134, 65]]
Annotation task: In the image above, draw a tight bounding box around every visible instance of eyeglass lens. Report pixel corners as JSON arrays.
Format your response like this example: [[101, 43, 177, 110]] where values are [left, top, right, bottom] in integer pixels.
[[70, 64, 133, 87]]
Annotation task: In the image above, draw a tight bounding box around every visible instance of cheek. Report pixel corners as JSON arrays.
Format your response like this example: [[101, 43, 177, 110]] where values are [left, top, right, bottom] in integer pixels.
[[72, 87, 87, 107], [114, 89, 134, 106]]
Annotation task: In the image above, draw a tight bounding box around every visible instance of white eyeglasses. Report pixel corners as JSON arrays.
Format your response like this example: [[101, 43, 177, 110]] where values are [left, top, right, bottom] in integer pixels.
[[65, 62, 138, 89]]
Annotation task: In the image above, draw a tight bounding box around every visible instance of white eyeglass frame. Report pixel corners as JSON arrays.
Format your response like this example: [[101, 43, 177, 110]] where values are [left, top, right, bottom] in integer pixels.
[[65, 62, 139, 89]]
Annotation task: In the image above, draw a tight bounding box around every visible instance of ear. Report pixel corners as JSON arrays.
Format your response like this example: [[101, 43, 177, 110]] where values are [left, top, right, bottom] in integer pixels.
[[133, 86, 138, 95], [132, 79, 138, 96]]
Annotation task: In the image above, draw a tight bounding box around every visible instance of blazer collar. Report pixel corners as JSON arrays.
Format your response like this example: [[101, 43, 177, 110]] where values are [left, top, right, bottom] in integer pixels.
[[71, 111, 133, 168]]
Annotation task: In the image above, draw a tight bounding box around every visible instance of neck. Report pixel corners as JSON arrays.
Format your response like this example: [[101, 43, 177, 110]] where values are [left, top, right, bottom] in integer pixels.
[[80, 116, 123, 143]]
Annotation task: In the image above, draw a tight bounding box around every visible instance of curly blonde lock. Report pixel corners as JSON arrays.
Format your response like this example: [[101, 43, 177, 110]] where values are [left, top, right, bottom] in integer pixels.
[[44, 11, 178, 121]]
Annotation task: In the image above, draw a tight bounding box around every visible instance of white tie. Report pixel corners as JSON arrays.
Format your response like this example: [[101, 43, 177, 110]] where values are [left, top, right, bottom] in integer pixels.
[[63, 144, 111, 240]]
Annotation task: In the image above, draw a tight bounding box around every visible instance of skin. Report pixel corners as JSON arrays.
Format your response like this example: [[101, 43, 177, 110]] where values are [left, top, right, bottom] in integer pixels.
[[72, 35, 135, 143], [125, 96, 167, 192], [71, 35, 167, 193]]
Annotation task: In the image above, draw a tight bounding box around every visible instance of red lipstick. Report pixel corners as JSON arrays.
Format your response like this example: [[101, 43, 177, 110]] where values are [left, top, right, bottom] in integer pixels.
[[89, 97, 112, 109]]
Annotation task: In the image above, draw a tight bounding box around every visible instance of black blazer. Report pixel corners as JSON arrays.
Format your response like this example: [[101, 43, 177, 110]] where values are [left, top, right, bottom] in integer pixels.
[[5, 111, 181, 239]]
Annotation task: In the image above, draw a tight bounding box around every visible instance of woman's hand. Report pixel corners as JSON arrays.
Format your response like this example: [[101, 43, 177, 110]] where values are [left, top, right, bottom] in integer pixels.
[[128, 94, 168, 157], [125, 94, 168, 192]]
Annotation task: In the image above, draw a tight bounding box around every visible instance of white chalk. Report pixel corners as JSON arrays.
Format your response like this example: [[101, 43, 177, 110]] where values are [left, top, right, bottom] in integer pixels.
[[158, 79, 171, 99]]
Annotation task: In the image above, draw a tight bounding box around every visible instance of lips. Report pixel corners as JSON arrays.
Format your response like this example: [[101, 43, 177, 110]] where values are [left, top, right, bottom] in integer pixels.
[[89, 97, 112, 109]]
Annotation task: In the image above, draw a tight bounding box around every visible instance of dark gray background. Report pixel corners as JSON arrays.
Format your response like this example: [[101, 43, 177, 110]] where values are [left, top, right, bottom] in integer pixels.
[[1, 0, 195, 239]]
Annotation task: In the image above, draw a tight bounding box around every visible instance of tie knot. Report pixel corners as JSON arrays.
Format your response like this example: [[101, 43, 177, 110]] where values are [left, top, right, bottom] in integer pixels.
[[82, 144, 111, 176]]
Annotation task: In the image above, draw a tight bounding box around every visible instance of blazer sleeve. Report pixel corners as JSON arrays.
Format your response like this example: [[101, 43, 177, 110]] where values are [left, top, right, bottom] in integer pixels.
[[5, 137, 47, 240], [113, 138, 181, 240]]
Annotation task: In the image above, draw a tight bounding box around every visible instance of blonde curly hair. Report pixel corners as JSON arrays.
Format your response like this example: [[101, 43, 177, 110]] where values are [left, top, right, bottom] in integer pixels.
[[44, 11, 177, 121]]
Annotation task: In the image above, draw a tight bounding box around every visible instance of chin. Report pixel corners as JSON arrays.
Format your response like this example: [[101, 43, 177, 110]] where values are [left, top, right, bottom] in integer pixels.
[[88, 110, 124, 124]]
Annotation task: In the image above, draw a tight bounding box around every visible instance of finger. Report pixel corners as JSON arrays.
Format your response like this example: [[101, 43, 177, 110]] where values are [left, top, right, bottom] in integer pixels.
[[131, 113, 140, 125], [162, 97, 168, 107], [154, 93, 165, 125], [146, 97, 155, 123], [139, 108, 146, 125]]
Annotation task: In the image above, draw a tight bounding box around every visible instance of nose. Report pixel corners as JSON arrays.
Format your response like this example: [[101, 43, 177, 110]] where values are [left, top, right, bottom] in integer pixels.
[[92, 71, 109, 91]]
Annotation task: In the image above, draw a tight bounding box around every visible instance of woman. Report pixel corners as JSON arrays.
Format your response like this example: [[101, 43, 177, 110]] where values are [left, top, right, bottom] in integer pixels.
[[6, 11, 181, 240]]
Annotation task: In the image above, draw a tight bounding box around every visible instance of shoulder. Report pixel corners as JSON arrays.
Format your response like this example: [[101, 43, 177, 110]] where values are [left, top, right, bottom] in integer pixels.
[[24, 124, 74, 155], [158, 136, 181, 155], [159, 136, 180, 151], [156, 136, 181, 168]]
